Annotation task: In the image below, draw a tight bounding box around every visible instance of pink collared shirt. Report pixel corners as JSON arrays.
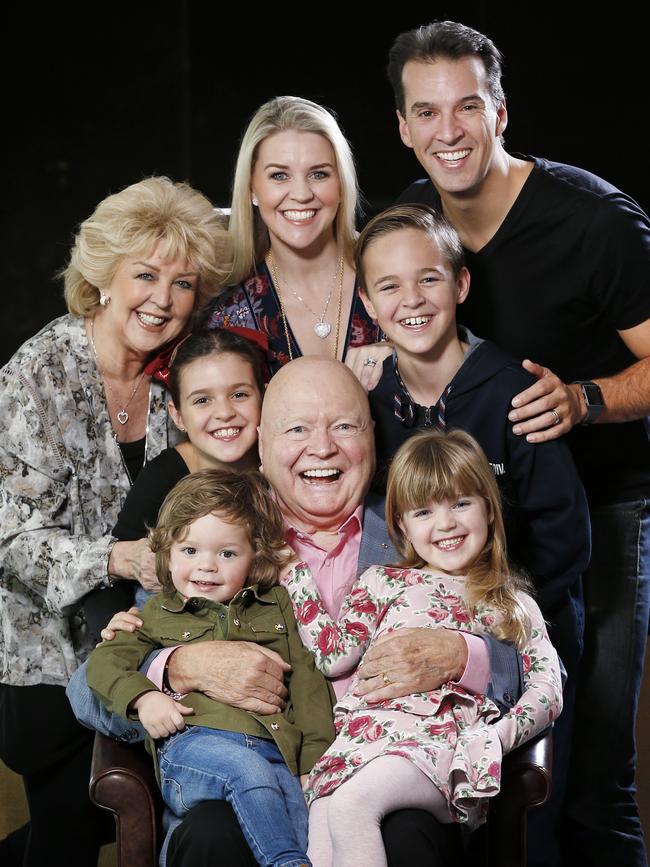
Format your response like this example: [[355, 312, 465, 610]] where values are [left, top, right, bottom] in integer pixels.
[[283, 506, 364, 697]]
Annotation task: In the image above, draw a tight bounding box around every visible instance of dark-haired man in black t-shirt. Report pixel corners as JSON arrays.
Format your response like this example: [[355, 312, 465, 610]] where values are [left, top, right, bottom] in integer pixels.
[[387, 19, 650, 867]]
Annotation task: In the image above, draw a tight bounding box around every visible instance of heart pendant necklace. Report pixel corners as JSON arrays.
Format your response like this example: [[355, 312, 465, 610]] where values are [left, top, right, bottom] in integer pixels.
[[267, 253, 344, 358], [89, 318, 146, 425]]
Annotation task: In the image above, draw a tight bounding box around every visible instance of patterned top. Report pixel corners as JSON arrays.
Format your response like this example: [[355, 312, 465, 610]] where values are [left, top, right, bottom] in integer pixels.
[[283, 563, 561, 754], [0, 315, 173, 687], [205, 262, 381, 373]]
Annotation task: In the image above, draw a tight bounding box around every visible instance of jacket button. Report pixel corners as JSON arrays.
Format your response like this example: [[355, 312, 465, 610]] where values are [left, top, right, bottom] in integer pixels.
[[233, 618, 240, 627], [271, 722, 279, 730], [381, 543, 389, 549], [182, 631, 191, 639], [275, 623, 285, 631], [503, 691, 514, 705]]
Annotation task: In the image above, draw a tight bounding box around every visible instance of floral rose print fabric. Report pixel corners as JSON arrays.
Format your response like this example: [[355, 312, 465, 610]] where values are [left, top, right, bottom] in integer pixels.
[[282, 563, 562, 828]]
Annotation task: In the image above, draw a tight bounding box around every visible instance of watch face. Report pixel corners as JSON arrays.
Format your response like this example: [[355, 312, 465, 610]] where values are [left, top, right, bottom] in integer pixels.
[[582, 382, 604, 407]]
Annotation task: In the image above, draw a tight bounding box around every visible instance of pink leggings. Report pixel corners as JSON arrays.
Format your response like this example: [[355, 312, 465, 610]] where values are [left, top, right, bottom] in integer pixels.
[[307, 755, 451, 867]]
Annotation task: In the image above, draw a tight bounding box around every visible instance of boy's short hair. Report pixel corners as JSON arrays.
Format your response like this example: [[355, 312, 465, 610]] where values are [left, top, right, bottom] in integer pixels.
[[355, 204, 465, 290], [149, 469, 290, 592]]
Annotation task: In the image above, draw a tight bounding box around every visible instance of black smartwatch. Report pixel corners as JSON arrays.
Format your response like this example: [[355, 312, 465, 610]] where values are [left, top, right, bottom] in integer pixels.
[[574, 381, 604, 425]]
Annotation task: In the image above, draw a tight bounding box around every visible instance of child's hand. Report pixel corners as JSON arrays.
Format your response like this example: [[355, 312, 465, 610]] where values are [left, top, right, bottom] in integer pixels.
[[131, 691, 194, 739], [300, 773, 310, 791]]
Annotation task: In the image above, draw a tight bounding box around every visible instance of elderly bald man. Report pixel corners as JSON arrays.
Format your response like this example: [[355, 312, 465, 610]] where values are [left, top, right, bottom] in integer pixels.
[[69, 358, 519, 867]]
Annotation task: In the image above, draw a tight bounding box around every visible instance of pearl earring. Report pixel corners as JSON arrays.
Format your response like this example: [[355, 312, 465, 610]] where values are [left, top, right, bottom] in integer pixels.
[[99, 291, 111, 307], [252, 196, 259, 207]]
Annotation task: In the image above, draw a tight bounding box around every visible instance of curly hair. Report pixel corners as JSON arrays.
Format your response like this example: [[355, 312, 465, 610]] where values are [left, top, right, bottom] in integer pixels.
[[149, 469, 292, 593], [63, 176, 231, 321]]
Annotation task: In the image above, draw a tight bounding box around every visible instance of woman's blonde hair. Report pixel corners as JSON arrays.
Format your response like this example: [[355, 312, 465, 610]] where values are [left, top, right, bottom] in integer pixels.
[[385, 429, 531, 648], [63, 176, 231, 319], [228, 96, 359, 284], [149, 468, 292, 593]]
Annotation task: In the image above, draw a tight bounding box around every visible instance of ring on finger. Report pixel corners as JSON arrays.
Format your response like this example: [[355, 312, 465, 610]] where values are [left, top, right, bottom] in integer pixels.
[[363, 357, 378, 367], [551, 409, 561, 425], [382, 672, 391, 685]]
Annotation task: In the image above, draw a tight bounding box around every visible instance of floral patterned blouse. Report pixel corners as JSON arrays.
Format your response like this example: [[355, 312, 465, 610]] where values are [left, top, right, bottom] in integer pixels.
[[205, 262, 381, 373], [282, 562, 562, 826], [0, 315, 174, 687]]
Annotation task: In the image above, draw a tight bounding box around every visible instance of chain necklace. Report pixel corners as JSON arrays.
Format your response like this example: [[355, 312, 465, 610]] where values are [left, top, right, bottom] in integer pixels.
[[89, 318, 147, 425], [267, 252, 344, 360]]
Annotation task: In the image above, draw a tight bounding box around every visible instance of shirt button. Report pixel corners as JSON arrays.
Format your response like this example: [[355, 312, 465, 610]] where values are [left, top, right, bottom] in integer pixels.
[[381, 543, 389, 550], [503, 691, 514, 705], [274, 623, 285, 631], [271, 722, 279, 730], [182, 631, 191, 639], [233, 618, 240, 627]]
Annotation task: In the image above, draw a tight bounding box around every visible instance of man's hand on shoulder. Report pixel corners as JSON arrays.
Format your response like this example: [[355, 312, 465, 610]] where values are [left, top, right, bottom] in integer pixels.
[[167, 641, 291, 715], [508, 359, 585, 442], [354, 628, 467, 702]]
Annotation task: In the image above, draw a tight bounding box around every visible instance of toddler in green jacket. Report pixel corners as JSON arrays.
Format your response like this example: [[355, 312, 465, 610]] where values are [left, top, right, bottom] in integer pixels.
[[87, 468, 334, 867]]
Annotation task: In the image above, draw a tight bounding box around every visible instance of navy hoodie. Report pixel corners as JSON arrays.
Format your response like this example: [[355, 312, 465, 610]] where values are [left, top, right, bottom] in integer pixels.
[[369, 327, 591, 670]]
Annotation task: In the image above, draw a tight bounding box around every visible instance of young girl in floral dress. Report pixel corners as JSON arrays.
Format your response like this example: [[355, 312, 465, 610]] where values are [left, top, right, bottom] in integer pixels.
[[282, 429, 563, 867]]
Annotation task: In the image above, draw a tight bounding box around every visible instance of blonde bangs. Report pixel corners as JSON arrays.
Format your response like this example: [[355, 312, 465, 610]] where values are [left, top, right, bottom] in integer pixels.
[[385, 429, 532, 648]]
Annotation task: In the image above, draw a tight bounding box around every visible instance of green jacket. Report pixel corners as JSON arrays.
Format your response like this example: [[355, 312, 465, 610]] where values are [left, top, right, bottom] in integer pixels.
[[86, 584, 335, 775]]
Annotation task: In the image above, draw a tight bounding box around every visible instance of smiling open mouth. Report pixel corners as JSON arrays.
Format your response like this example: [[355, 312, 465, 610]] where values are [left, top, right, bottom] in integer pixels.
[[400, 315, 432, 328], [283, 210, 317, 221], [436, 149, 471, 163], [300, 468, 342, 483], [435, 536, 465, 550], [137, 312, 167, 327], [211, 427, 242, 440]]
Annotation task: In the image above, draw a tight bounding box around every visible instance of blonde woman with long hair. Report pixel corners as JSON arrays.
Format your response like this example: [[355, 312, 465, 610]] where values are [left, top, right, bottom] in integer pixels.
[[206, 96, 390, 386]]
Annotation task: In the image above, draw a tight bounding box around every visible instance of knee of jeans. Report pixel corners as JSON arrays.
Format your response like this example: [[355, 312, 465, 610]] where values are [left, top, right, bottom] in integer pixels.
[[161, 776, 191, 817]]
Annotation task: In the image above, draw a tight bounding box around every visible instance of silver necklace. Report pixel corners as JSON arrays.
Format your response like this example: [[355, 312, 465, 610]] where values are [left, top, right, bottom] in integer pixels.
[[267, 253, 343, 340], [89, 318, 146, 425]]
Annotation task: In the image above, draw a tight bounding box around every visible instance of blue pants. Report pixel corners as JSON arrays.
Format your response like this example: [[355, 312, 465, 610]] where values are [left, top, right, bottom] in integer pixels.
[[66, 659, 145, 744], [563, 498, 650, 866], [158, 726, 309, 867]]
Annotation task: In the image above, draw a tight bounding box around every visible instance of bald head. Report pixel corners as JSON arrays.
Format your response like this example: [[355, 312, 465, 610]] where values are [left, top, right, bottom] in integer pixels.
[[259, 358, 375, 533], [262, 357, 371, 431]]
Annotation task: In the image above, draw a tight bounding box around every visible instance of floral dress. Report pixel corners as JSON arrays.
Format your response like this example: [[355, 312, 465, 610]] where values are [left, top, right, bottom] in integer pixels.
[[204, 262, 381, 373], [282, 563, 562, 829]]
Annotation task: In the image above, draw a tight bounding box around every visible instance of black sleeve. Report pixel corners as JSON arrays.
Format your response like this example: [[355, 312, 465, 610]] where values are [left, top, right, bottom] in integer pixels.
[[504, 425, 590, 611], [395, 179, 441, 209], [585, 192, 650, 331], [113, 449, 188, 540]]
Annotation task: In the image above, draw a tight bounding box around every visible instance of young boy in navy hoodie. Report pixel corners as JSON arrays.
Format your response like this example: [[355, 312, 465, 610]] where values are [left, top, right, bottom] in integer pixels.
[[356, 205, 588, 809]]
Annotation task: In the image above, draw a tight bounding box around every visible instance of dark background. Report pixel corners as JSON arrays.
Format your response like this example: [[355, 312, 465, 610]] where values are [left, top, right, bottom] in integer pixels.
[[3, 3, 647, 364]]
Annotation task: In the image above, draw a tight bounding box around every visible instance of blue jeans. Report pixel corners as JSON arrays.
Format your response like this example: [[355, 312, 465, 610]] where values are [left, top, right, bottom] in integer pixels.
[[158, 727, 309, 867], [563, 498, 650, 866], [66, 659, 145, 744]]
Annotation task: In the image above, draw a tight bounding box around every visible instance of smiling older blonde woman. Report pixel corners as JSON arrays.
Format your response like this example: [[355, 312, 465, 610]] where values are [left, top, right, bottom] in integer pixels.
[[0, 176, 229, 866]]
